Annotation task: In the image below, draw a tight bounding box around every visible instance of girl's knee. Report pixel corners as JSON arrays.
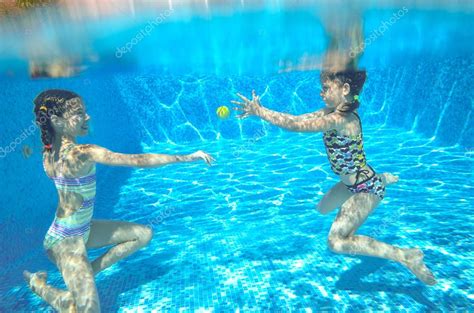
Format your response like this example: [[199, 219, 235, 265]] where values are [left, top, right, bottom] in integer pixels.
[[137, 226, 153, 246], [327, 233, 348, 253], [327, 235, 339, 253], [328, 234, 359, 255]]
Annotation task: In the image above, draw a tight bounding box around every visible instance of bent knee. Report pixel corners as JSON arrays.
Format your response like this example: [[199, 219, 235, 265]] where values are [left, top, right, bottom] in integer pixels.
[[327, 234, 346, 253], [137, 225, 153, 246]]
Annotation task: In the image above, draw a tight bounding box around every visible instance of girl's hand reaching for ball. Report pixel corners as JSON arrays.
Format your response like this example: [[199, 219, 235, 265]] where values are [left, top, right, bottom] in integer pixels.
[[231, 90, 263, 119]]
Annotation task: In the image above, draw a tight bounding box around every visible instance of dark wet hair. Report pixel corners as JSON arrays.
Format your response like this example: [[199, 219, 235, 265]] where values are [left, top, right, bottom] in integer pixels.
[[33, 89, 80, 152], [320, 69, 367, 113]]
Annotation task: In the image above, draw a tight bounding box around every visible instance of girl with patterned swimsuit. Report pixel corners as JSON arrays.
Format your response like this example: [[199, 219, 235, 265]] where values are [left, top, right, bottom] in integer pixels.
[[24, 90, 215, 312], [232, 70, 436, 285]]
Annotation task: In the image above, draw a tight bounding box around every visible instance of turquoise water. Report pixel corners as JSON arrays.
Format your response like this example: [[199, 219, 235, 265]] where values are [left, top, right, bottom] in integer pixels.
[[2, 127, 473, 311], [0, 3, 473, 312]]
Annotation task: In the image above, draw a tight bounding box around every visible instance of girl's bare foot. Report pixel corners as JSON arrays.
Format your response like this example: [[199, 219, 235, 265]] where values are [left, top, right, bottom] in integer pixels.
[[23, 270, 47, 292], [381, 172, 399, 185], [23, 270, 76, 313], [401, 249, 437, 285]]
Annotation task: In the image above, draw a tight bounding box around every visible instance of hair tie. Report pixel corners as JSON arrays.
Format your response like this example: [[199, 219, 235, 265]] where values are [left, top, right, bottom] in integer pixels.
[[44, 144, 52, 149], [39, 105, 47, 111]]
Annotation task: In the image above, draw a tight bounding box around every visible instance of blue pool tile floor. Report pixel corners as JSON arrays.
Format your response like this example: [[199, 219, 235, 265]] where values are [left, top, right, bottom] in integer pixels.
[[1, 126, 473, 312]]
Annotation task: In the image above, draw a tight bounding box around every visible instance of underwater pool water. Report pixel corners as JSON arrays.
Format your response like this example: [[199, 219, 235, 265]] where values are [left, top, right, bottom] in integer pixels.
[[2, 126, 473, 311], [1, 2, 473, 312]]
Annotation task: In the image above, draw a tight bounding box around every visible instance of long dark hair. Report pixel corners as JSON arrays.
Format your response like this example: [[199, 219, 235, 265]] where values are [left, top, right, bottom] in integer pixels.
[[320, 69, 367, 113], [33, 89, 80, 152]]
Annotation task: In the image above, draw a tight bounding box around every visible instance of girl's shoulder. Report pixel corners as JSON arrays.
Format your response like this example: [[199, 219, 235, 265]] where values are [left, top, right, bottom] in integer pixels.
[[62, 144, 95, 175], [331, 111, 362, 136], [61, 143, 95, 162], [43, 144, 94, 178]]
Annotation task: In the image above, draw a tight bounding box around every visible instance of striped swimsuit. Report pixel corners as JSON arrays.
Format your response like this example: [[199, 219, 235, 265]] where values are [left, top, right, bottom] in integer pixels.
[[43, 144, 96, 250]]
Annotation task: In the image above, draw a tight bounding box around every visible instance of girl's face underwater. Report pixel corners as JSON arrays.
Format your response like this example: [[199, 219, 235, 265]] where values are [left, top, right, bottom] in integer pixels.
[[320, 79, 350, 109], [56, 97, 90, 137]]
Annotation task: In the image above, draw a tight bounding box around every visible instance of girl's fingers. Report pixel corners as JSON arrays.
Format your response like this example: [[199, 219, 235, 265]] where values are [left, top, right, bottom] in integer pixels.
[[231, 100, 245, 106], [201, 153, 214, 165], [233, 107, 246, 112], [236, 93, 250, 103]]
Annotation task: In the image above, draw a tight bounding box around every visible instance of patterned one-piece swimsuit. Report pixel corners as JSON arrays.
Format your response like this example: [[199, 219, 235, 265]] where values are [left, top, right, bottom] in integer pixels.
[[323, 112, 385, 199]]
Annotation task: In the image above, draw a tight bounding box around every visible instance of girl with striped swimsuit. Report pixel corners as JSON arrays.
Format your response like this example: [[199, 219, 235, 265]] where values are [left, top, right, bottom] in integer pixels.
[[24, 90, 214, 312]]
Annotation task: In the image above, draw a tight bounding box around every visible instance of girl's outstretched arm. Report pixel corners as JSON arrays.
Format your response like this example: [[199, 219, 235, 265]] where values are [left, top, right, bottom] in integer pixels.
[[295, 108, 332, 120], [232, 92, 329, 122], [232, 91, 340, 133], [257, 106, 341, 132], [79, 145, 214, 168]]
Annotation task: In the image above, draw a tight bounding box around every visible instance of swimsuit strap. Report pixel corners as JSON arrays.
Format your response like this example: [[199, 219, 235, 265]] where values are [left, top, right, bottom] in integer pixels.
[[352, 112, 363, 138], [353, 164, 375, 186], [43, 144, 75, 177]]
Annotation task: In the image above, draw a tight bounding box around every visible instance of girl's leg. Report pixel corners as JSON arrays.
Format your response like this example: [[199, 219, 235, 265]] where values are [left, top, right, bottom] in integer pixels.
[[86, 219, 153, 274], [328, 192, 436, 285], [317, 181, 353, 215], [24, 236, 100, 312], [317, 172, 398, 215], [53, 236, 100, 312]]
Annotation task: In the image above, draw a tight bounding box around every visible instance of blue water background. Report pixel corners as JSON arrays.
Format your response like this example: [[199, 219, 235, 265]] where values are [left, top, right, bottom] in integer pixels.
[[0, 5, 473, 311]]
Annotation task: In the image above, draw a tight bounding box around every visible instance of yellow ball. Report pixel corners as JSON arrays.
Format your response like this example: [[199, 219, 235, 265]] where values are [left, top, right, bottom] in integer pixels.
[[216, 105, 230, 119]]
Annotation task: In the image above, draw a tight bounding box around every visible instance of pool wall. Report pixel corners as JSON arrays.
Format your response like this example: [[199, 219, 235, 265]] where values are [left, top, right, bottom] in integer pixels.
[[114, 59, 473, 147]]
